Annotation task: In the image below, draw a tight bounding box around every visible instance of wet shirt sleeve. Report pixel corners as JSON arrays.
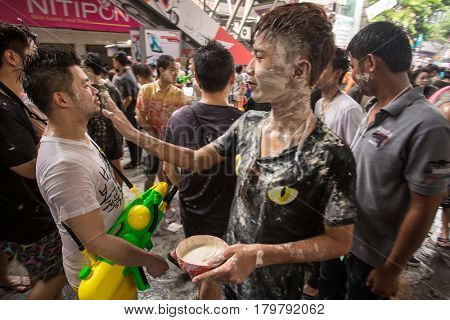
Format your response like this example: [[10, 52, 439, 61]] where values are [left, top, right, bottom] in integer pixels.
[[322, 146, 358, 226], [212, 113, 245, 158], [405, 124, 450, 196], [0, 108, 36, 168], [39, 160, 100, 221]]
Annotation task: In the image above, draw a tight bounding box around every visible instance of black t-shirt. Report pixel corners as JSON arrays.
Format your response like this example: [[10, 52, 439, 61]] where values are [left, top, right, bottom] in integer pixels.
[[165, 102, 242, 234], [0, 92, 56, 244], [213, 111, 358, 299]]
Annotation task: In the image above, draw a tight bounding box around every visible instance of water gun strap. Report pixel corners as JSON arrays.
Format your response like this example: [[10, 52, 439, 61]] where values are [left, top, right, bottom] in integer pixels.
[[163, 185, 178, 204], [61, 222, 84, 252], [89, 139, 134, 190]]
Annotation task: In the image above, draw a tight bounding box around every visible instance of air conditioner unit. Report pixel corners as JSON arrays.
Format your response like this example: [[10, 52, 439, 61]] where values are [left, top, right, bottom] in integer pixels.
[[241, 26, 252, 41]]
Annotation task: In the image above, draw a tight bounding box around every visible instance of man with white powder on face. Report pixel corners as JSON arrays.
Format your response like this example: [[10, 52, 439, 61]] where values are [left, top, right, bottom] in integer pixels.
[[347, 22, 449, 299], [103, 3, 359, 299]]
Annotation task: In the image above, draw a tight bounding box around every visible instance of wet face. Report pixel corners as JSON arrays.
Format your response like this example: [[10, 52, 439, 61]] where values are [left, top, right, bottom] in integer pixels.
[[349, 54, 374, 96], [69, 65, 100, 117], [160, 61, 178, 84], [415, 72, 429, 86], [246, 33, 309, 104]]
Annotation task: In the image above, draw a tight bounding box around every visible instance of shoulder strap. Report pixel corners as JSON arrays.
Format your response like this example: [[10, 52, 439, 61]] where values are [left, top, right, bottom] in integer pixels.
[[88, 138, 136, 191]]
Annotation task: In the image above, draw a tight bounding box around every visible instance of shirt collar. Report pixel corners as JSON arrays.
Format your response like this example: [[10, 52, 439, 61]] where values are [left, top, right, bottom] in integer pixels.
[[364, 86, 425, 116], [155, 80, 176, 94]]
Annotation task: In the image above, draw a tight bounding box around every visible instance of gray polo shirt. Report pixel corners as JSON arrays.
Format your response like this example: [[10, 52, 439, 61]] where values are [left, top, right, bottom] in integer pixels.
[[351, 86, 450, 267]]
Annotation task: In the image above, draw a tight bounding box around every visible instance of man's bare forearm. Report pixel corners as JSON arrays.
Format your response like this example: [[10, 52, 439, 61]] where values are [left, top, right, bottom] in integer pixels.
[[383, 193, 441, 273], [127, 129, 222, 173], [131, 129, 197, 171], [255, 225, 354, 267], [86, 234, 156, 267]]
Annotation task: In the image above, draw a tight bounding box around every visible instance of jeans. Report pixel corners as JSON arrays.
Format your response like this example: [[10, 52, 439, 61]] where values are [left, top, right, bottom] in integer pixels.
[[319, 258, 346, 299], [346, 254, 384, 300]]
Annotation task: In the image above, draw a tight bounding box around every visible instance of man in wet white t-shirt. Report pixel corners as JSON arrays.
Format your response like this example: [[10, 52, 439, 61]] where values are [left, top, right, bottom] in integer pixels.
[[22, 47, 168, 292]]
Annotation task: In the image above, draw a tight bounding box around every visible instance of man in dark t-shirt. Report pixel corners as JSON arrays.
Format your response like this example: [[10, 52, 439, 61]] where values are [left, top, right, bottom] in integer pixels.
[[164, 41, 242, 299], [212, 111, 357, 299], [165, 103, 241, 237], [0, 22, 65, 299]]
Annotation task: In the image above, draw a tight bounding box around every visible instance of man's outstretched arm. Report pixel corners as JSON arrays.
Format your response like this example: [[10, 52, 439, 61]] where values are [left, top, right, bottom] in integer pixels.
[[102, 92, 224, 173]]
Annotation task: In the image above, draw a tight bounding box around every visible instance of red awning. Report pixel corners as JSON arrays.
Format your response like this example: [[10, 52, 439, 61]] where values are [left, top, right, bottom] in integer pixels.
[[214, 27, 253, 65]]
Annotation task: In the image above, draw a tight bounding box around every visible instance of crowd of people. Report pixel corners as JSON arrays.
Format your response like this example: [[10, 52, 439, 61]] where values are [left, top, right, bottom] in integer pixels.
[[0, 2, 449, 301]]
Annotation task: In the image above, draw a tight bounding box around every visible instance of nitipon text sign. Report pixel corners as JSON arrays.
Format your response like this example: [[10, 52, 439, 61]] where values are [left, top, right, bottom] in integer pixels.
[[2, 0, 140, 33]]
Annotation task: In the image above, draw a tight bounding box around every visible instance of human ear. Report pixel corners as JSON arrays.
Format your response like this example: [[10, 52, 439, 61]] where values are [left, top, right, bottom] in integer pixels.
[[52, 92, 70, 109], [293, 59, 311, 82], [366, 54, 377, 73], [4, 50, 21, 67]]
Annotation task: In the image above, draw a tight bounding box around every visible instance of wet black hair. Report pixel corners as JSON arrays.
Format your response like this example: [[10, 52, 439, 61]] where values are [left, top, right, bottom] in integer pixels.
[[192, 40, 234, 93], [82, 52, 105, 75], [113, 51, 131, 66], [0, 22, 37, 68], [156, 55, 175, 78], [132, 63, 152, 78], [332, 48, 349, 84], [347, 22, 411, 73], [22, 47, 80, 116], [255, 3, 334, 86]]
